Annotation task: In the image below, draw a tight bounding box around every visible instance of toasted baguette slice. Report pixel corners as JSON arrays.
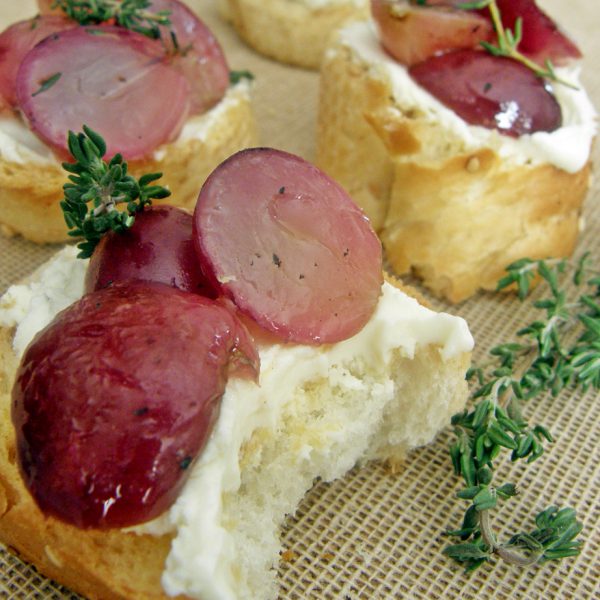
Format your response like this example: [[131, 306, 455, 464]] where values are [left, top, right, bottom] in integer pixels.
[[218, 0, 368, 69], [0, 82, 258, 244], [0, 249, 472, 599], [316, 22, 595, 302]]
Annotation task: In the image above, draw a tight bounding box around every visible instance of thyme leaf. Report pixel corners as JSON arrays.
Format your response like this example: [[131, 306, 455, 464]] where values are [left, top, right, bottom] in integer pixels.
[[50, 0, 172, 40], [445, 257, 597, 571], [60, 126, 171, 259], [229, 70, 255, 85], [31, 72, 62, 97]]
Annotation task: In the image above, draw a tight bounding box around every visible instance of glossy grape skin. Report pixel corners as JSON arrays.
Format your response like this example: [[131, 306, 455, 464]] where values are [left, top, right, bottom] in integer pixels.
[[12, 282, 259, 529], [410, 50, 562, 137], [85, 205, 215, 297]]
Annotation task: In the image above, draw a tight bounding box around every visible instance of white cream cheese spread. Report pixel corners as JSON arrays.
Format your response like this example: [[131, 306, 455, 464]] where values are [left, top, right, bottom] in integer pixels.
[[0, 246, 86, 356], [0, 82, 251, 166], [334, 20, 597, 173], [148, 276, 473, 599], [153, 81, 252, 161], [0, 248, 474, 600]]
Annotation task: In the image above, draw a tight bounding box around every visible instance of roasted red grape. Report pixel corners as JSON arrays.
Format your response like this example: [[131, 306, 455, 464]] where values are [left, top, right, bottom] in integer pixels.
[[37, 0, 229, 115], [0, 15, 75, 107], [410, 50, 562, 137], [147, 0, 230, 114], [16, 26, 191, 160], [371, 0, 493, 67], [85, 205, 214, 296], [12, 282, 259, 528], [193, 148, 383, 344]]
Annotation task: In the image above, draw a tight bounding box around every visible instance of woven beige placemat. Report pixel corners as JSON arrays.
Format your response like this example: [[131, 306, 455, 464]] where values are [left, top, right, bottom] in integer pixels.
[[1, 1, 598, 598]]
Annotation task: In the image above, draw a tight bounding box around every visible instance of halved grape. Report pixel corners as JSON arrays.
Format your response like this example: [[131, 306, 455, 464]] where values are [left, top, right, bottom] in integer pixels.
[[12, 282, 259, 528], [0, 15, 75, 107], [85, 205, 215, 297], [371, 0, 493, 66], [193, 148, 383, 344], [16, 26, 191, 159], [148, 0, 230, 114], [36, 0, 229, 115], [410, 50, 562, 137]]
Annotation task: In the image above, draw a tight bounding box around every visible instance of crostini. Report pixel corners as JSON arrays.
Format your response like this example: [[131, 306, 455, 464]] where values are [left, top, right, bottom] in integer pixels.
[[0, 0, 257, 243], [316, 0, 596, 302], [0, 142, 473, 599], [217, 0, 369, 69]]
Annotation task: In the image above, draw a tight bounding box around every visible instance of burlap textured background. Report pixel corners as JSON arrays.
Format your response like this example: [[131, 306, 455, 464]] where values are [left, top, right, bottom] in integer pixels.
[[0, 1, 598, 598]]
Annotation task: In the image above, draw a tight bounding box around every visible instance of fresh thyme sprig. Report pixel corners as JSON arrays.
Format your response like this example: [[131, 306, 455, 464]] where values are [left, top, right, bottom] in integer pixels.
[[229, 70, 255, 85], [50, 0, 171, 40], [457, 0, 577, 89], [444, 255, 599, 572], [60, 126, 171, 259]]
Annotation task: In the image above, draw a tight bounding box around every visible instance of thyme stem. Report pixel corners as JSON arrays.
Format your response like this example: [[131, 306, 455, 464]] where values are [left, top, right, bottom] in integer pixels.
[[479, 510, 541, 567], [444, 256, 594, 572], [458, 0, 578, 89]]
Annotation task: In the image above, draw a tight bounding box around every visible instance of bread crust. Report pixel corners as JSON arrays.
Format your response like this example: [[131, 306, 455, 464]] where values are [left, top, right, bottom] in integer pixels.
[[0, 84, 258, 244], [218, 0, 368, 69], [316, 35, 593, 303]]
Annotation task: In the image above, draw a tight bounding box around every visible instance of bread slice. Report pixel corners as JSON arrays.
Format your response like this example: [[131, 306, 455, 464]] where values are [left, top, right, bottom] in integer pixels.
[[0, 82, 258, 244], [316, 22, 595, 302], [217, 0, 368, 69], [0, 248, 472, 599]]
